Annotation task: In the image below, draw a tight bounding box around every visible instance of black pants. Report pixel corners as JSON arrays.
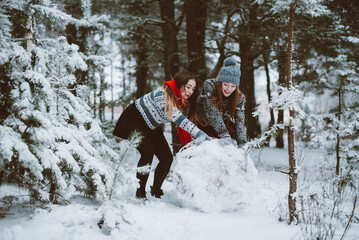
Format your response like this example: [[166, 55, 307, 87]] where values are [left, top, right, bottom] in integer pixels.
[[113, 103, 173, 192]]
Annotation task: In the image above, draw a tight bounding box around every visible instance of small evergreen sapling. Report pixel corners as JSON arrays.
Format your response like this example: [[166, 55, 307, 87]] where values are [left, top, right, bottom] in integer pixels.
[[97, 131, 143, 235]]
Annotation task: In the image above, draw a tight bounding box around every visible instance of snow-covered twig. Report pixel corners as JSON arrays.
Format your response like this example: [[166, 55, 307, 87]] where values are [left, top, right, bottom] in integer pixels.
[[108, 131, 143, 201]]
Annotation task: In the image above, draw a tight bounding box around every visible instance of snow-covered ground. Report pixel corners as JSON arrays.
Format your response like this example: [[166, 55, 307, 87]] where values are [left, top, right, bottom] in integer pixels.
[[1, 135, 359, 240]]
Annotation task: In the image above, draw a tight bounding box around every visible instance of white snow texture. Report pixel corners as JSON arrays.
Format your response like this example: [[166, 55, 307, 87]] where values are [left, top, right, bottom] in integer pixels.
[[172, 140, 257, 213]]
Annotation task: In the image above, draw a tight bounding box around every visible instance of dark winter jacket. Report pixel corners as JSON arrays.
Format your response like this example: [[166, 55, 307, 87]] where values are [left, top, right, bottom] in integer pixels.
[[197, 79, 247, 145]]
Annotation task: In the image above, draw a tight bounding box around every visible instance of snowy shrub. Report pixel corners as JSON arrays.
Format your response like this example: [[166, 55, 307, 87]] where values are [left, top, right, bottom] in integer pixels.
[[96, 200, 134, 236], [172, 140, 257, 213], [97, 131, 143, 235], [106, 131, 143, 201], [297, 166, 358, 240]]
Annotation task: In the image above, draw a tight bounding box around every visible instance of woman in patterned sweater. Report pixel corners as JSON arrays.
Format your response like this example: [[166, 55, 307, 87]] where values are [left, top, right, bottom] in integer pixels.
[[197, 57, 247, 147], [113, 71, 210, 199]]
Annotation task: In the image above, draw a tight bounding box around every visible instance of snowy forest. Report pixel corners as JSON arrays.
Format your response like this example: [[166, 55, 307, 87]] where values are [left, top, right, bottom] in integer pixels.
[[0, 0, 358, 239]]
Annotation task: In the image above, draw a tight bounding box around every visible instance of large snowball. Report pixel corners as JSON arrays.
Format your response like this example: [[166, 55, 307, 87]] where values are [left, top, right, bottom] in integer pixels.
[[171, 139, 258, 213]]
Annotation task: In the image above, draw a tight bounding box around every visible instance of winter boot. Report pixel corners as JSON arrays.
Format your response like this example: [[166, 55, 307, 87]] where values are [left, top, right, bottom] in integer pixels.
[[150, 186, 164, 198], [136, 188, 147, 200]]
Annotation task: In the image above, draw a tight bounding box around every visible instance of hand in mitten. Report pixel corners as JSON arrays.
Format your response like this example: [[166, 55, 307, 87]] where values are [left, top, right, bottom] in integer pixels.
[[219, 134, 237, 147], [194, 130, 211, 146]]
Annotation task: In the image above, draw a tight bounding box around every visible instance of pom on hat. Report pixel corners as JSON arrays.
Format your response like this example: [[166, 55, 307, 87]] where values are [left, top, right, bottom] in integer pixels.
[[217, 57, 240, 85], [223, 57, 237, 67]]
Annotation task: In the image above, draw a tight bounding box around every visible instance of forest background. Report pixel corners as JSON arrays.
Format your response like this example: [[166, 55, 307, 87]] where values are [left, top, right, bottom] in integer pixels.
[[0, 0, 358, 238]]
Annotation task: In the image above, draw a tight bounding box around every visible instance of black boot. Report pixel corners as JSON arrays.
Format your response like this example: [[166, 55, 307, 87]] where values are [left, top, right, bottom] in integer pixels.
[[136, 172, 149, 200], [150, 186, 164, 198], [136, 188, 147, 200]]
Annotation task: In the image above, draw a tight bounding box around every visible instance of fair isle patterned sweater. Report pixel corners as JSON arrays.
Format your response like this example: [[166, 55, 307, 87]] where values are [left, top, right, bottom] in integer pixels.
[[135, 88, 200, 137], [197, 79, 247, 145]]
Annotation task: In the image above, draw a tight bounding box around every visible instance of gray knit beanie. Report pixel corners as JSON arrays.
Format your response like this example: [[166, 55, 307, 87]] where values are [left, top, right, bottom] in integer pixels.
[[217, 57, 240, 85]]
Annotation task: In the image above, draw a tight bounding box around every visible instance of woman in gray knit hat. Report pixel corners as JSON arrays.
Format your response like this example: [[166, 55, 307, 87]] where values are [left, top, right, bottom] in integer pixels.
[[197, 57, 247, 147]]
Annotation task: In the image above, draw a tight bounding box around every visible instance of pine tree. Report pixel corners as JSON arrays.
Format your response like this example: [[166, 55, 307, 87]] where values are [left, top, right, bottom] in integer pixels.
[[312, 54, 359, 185], [0, 0, 117, 203]]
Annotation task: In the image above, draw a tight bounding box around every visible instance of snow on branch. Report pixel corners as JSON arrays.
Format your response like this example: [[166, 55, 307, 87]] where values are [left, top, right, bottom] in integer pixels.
[[248, 84, 306, 149], [107, 131, 143, 201], [31, 4, 73, 24], [132, 16, 165, 26], [269, 0, 330, 17], [247, 124, 287, 149], [254, 84, 306, 120]]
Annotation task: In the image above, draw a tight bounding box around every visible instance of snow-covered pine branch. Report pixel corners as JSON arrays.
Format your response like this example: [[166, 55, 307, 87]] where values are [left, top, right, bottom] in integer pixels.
[[0, 1, 117, 202], [268, 0, 330, 17], [31, 4, 74, 25]]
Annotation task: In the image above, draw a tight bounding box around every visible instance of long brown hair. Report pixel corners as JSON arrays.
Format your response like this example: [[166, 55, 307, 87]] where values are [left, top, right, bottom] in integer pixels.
[[211, 81, 244, 120], [163, 71, 200, 122]]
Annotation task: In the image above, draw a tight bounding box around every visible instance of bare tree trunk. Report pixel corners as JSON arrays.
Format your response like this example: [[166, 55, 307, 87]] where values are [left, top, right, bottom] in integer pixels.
[[185, 0, 207, 83], [135, 26, 148, 99], [264, 62, 275, 128], [121, 57, 127, 109], [210, 11, 234, 78], [238, 5, 261, 140], [276, 110, 284, 148], [24, 14, 32, 54], [336, 85, 342, 175], [264, 62, 275, 146], [262, 38, 275, 146], [286, 0, 298, 224], [275, 47, 286, 148], [159, 0, 180, 79], [110, 60, 114, 121], [99, 71, 105, 121], [65, 0, 90, 91], [159, 0, 182, 154], [93, 89, 97, 118], [241, 54, 261, 139]]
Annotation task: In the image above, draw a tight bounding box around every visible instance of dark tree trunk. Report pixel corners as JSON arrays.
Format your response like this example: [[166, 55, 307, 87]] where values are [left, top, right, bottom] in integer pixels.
[[265, 63, 275, 128], [135, 26, 149, 99], [276, 109, 284, 148], [159, 0, 182, 154], [0, 64, 11, 124], [159, 0, 180, 79], [336, 82, 342, 175], [65, 0, 90, 91], [185, 0, 207, 83], [239, 42, 261, 140], [286, 0, 298, 224], [275, 47, 286, 148], [110, 60, 114, 121], [264, 62, 275, 146], [99, 71, 106, 122], [262, 38, 275, 146], [238, 5, 261, 140], [210, 11, 234, 78]]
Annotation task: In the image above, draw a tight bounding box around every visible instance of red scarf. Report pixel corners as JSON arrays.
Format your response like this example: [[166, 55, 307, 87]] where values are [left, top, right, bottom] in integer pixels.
[[164, 80, 192, 145]]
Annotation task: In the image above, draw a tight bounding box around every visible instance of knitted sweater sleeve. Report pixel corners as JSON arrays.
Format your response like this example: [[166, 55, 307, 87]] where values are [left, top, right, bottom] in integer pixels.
[[235, 96, 247, 145], [171, 106, 200, 138], [197, 79, 229, 137]]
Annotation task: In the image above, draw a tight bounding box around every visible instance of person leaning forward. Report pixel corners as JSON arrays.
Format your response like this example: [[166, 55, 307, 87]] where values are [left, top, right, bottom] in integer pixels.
[[113, 71, 211, 200]]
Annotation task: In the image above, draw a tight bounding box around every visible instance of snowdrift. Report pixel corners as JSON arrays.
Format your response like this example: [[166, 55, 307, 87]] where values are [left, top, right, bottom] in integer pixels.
[[171, 139, 258, 213]]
